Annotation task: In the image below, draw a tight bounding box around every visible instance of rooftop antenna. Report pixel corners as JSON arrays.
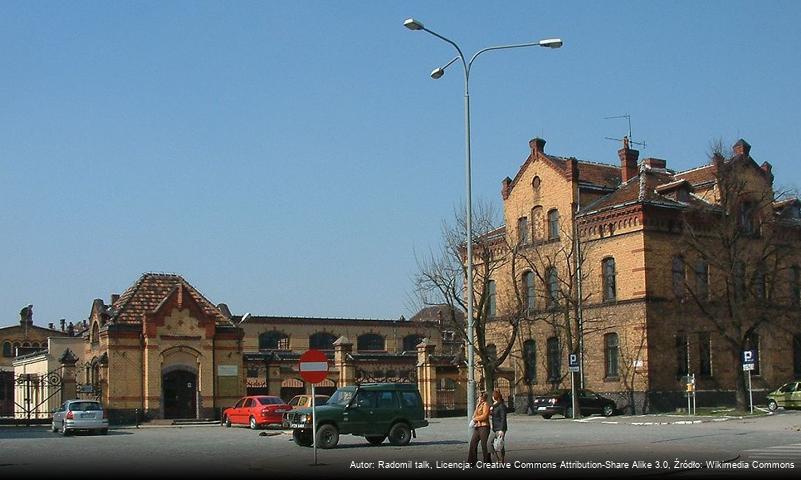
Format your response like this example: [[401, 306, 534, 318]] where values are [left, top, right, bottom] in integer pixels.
[[604, 114, 646, 149]]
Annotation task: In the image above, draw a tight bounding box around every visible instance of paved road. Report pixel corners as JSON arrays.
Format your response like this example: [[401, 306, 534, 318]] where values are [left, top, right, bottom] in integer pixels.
[[1, 410, 799, 478]]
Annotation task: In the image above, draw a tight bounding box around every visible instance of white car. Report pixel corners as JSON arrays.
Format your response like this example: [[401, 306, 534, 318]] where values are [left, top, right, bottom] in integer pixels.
[[52, 400, 109, 435]]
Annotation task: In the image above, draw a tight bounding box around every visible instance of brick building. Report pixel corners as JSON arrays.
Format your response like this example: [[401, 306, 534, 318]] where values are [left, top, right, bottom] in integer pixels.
[[482, 136, 801, 413], [10, 273, 456, 422]]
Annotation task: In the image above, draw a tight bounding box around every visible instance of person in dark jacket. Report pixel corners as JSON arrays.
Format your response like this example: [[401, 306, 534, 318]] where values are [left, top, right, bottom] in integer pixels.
[[488, 389, 508, 463]]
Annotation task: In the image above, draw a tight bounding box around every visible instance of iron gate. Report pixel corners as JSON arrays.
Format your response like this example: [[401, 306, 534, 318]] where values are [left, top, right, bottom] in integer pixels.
[[12, 369, 63, 421]]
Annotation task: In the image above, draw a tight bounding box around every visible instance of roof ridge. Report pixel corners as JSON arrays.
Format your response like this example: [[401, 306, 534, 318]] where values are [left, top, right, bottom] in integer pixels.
[[675, 163, 713, 175]]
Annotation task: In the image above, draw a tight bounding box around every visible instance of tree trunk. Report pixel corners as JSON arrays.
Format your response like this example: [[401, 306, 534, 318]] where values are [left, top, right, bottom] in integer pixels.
[[732, 350, 748, 411], [483, 364, 495, 394]]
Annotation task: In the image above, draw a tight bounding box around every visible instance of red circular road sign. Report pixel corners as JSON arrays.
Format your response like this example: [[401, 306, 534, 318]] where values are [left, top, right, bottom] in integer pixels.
[[299, 349, 329, 384]]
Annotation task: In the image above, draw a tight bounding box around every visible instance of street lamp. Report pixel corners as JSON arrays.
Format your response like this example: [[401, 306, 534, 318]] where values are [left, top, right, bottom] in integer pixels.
[[404, 17, 562, 432]]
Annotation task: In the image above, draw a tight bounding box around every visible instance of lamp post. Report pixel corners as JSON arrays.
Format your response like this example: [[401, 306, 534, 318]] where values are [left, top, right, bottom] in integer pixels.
[[404, 17, 562, 431]]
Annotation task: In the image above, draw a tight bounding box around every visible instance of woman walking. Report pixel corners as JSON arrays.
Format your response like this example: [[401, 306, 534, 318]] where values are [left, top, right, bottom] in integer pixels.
[[467, 392, 491, 465], [488, 389, 508, 463]]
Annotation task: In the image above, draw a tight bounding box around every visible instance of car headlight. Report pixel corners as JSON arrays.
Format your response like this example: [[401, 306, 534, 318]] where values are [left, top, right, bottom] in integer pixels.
[[299, 414, 307, 424]]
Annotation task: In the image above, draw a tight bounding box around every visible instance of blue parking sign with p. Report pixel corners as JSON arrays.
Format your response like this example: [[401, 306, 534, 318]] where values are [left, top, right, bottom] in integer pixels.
[[742, 350, 755, 371], [568, 353, 580, 372]]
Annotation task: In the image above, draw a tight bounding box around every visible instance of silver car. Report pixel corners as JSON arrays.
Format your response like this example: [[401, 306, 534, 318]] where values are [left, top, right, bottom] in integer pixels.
[[52, 400, 109, 436]]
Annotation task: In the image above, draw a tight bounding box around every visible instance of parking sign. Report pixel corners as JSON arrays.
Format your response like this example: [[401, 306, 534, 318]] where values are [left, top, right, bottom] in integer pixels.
[[568, 353, 580, 373], [742, 350, 755, 371]]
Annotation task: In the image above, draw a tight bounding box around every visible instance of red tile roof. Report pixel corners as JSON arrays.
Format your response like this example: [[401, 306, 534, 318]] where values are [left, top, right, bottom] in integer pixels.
[[111, 273, 229, 325]]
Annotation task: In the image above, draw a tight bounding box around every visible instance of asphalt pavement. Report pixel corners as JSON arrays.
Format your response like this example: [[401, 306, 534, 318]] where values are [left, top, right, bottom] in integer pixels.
[[1, 409, 799, 478]]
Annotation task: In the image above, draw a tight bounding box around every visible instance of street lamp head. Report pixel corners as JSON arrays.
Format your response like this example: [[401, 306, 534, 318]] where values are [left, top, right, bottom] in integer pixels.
[[430, 67, 445, 79], [403, 18, 424, 31], [539, 38, 563, 48]]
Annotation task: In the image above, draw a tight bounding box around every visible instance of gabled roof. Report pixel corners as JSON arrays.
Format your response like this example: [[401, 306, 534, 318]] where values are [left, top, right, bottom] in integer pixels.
[[110, 273, 229, 325], [578, 165, 689, 216], [506, 146, 621, 198]]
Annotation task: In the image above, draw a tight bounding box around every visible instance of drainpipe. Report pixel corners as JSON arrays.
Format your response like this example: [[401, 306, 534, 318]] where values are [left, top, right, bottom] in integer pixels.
[[139, 332, 145, 424], [574, 188, 585, 390]]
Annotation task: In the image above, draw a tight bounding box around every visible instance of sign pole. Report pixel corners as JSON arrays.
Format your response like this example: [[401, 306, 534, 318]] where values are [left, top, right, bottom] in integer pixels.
[[570, 370, 576, 419], [312, 384, 317, 465], [299, 349, 328, 466], [691, 374, 696, 416], [748, 370, 753, 414]]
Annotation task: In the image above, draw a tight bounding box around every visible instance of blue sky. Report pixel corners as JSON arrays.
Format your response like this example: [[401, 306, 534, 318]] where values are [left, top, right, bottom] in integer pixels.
[[1, 1, 800, 326]]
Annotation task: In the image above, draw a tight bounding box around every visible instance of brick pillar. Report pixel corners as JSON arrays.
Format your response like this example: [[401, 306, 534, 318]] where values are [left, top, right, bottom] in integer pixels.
[[416, 338, 437, 418], [59, 349, 78, 405], [267, 365, 282, 396], [333, 337, 354, 387]]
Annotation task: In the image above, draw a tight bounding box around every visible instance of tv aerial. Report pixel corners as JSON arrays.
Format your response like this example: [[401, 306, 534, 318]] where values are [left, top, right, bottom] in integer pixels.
[[604, 114, 646, 149]]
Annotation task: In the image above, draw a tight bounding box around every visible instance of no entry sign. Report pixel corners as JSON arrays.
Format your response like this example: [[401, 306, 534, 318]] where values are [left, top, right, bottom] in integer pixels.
[[299, 349, 329, 384]]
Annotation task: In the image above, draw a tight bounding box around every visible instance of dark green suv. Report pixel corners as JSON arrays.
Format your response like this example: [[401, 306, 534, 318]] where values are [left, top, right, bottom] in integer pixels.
[[283, 383, 429, 449]]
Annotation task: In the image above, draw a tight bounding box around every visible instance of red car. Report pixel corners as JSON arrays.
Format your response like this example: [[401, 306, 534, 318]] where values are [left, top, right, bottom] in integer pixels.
[[222, 396, 291, 429]]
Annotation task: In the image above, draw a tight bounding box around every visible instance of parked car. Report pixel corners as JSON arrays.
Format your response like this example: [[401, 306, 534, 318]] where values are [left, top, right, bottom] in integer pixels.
[[287, 394, 329, 410], [766, 381, 800, 411], [52, 399, 109, 436], [283, 383, 429, 449], [222, 396, 291, 429], [533, 389, 617, 419]]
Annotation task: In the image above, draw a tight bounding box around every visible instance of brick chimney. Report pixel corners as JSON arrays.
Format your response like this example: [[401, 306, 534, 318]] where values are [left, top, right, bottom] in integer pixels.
[[618, 137, 640, 182], [733, 139, 751, 156], [529, 137, 546, 155], [501, 177, 512, 200], [110, 294, 120, 305], [643, 158, 667, 169], [566, 158, 579, 181]]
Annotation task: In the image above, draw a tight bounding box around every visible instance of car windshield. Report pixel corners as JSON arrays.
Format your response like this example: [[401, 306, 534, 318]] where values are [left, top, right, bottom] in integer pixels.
[[257, 397, 283, 405], [69, 402, 102, 411], [328, 389, 354, 406]]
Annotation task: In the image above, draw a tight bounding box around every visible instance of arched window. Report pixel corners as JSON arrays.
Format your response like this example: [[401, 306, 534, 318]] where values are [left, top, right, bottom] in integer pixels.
[[2, 341, 12, 357], [676, 332, 688, 376], [517, 217, 530, 245], [733, 260, 746, 301], [672, 256, 685, 298], [309, 332, 337, 351], [259, 331, 290, 350], [604, 333, 619, 378], [531, 176, 541, 200], [602, 258, 616, 302], [22, 342, 30, 348], [486, 280, 496, 318], [31, 342, 39, 349], [547, 209, 560, 240], [546, 268, 559, 308], [695, 260, 710, 301], [753, 262, 767, 300], [523, 271, 536, 315], [791, 266, 801, 307], [523, 340, 536, 384], [546, 337, 561, 382], [357, 333, 385, 352], [531, 206, 543, 240], [91, 322, 100, 346], [403, 334, 425, 352]]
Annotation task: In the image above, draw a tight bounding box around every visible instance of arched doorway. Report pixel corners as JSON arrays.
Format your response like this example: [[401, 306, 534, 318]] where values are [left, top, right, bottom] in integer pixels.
[[163, 369, 197, 419]]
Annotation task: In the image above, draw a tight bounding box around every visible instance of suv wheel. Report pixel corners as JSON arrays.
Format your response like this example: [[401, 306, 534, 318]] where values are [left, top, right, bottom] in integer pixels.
[[249, 416, 258, 430], [541, 414, 553, 420], [366, 435, 386, 445], [603, 404, 615, 417], [293, 429, 313, 447], [223, 415, 231, 427], [768, 400, 778, 412], [388, 423, 411, 446], [316, 424, 339, 449]]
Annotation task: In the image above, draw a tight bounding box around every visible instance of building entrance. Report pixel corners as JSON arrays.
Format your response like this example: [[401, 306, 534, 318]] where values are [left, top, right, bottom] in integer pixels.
[[163, 369, 197, 419]]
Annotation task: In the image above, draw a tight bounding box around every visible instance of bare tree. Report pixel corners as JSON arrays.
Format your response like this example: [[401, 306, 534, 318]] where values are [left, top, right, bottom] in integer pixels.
[[517, 219, 609, 389], [679, 146, 798, 411], [414, 201, 525, 392]]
